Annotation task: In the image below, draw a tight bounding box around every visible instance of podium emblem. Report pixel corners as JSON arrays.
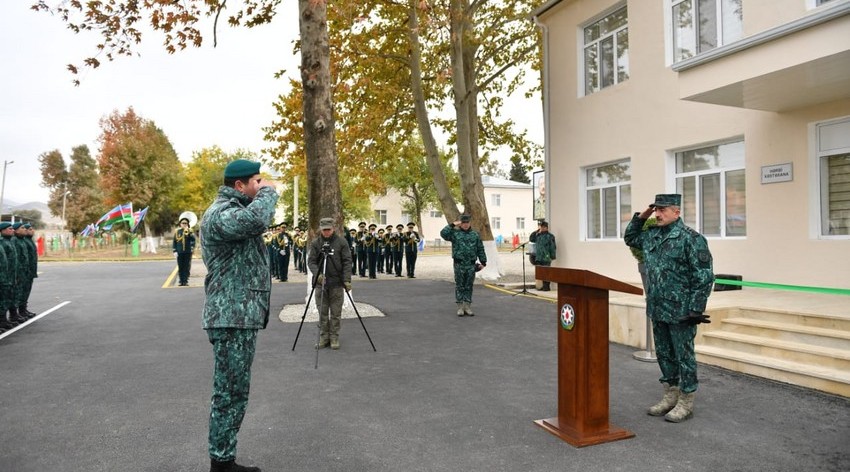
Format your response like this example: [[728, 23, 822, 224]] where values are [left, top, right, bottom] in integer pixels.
[[560, 303, 576, 331]]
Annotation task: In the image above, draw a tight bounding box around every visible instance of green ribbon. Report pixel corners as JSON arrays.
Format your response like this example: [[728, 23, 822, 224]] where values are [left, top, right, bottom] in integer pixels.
[[714, 278, 850, 296]]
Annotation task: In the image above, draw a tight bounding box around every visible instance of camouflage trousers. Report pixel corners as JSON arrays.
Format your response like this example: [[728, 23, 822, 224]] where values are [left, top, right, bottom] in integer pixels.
[[318, 286, 344, 340], [453, 261, 476, 303], [207, 328, 258, 462], [651, 319, 698, 393]]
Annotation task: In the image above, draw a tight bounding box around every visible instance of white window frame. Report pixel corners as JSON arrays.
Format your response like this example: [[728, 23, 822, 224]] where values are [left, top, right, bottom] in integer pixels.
[[491, 194, 501, 207], [580, 3, 629, 96], [665, 0, 743, 64], [516, 217, 526, 231], [672, 138, 746, 238], [429, 209, 443, 218], [583, 159, 632, 240], [810, 116, 850, 239], [374, 210, 387, 225], [491, 217, 501, 230]]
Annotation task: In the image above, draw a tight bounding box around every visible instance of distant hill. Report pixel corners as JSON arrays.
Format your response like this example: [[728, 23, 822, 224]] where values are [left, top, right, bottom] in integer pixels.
[[1, 200, 63, 228]]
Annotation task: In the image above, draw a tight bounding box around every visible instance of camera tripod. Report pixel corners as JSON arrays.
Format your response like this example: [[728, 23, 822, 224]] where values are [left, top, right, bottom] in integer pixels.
[[292, 243, 376, 369]]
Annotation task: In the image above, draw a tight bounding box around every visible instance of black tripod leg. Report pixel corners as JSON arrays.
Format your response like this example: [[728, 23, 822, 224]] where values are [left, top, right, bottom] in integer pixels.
[[291, 285, 316, 351], [345, 290, 377, 352]]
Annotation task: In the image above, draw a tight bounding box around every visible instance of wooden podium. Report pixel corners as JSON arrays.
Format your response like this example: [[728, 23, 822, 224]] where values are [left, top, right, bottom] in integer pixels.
[[534, 267, 643, 447]]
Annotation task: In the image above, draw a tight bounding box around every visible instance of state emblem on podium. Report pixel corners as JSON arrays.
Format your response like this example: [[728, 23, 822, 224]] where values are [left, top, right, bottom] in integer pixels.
[[560, 303, 575, 331]]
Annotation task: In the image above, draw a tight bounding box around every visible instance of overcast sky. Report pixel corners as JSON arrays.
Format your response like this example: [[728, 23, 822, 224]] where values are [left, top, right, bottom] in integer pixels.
[[1, 4, 541, 207]]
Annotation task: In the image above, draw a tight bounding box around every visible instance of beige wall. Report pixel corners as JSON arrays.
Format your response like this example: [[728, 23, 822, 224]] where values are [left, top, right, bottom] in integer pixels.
[[538, 0, 850, 287]]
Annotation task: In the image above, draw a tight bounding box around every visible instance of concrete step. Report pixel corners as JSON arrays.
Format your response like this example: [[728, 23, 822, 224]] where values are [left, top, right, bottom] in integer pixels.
[[720, 317, 850, 350], [696, 344, 850, 397], [700, 331, 850, 371], [736, 308, 850, 331]]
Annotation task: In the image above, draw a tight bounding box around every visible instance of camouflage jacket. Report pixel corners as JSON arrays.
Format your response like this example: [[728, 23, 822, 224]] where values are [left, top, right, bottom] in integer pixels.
[[0, 237, 17, 287], [24, 236, 38, 279], [307, 233, 353, 288], [440, 225, 487, 265], [624, 214, 714, 324], [529, 230, 556, 264], [201, 185, 279, 330]]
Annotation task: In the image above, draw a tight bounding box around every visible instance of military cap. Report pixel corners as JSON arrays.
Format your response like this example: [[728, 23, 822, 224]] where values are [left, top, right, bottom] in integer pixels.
[[386, 225, 393, 230], [319, 217, 334, 230], [649, 194, 682, 208], [459, 214, 471, 223], [538, 220, 549, 227], [0, 222, 11, 230], [368, 223, 377, 229], [12, 222, 23, 230], [396, 224, 404, 229], [23, 223, 32, 229], [224, 159, 261, 179], [407, 222, 415, 227], [358, 221, 367, 227], [378, 229, 385, 234], [179, 217, 190, 224], [349, 228, 357, 233]]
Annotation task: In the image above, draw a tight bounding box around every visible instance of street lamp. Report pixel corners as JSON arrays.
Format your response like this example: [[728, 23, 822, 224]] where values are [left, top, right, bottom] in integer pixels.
[[0, 160, 14, 220], [61, 190, 72, 231]]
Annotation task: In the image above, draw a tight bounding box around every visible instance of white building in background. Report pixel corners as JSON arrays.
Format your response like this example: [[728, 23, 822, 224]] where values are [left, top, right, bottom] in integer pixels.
[[353, 175, 535, 247], [533, 0, 850, 287]]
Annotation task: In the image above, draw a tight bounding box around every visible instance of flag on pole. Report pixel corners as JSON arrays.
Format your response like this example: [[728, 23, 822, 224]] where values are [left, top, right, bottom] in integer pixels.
[[96, 203, 134, 228], [80, 223, 96, 237], [131, 207, 149, 233]]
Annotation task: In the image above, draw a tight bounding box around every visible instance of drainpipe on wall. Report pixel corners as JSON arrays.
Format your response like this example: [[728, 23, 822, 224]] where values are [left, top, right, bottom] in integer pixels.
[[532, 15, 551, 225]]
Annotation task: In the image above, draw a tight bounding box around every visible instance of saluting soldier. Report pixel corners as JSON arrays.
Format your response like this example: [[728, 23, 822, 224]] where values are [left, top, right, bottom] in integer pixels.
[[173, 217, 197, 286], [404, 222, 420, 278], [0, 222, 17, 330], [441, 214, 487, 316], [529, 220, 557, 291], [392, 224, 405, 277], [275, 223, 292, 282], [625, 193, 714, 423], [267, 225, 279, 280], [201, 158, 277, 472]]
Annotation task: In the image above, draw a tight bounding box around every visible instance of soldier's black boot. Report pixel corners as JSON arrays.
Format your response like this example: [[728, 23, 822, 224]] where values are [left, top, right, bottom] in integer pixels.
[[10, 307, 27, 324], [22, 304, 37, 318], [210, 459, 261, 472]]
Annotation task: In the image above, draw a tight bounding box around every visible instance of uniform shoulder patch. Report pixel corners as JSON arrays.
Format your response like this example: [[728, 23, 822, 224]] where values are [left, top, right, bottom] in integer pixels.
[[698, 250, 711, 263]]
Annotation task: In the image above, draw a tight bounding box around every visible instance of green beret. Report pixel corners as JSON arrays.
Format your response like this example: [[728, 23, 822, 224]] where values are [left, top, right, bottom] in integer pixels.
[[0, 222, 11, 230], [224, 159, 261, 179], [12, 222, 23, 230], [459, 214, 471, 223], [23, 223, 32, 229]]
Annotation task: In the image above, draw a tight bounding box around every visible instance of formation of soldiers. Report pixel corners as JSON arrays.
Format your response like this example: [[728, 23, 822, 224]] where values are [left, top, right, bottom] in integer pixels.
[[346, 221, 420, 279], [0, 222, 39, 333], [264, 221, 421, 281]]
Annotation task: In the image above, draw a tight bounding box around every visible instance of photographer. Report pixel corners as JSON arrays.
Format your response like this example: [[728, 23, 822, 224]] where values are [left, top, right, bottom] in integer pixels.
[[308, 217, 353, 350]]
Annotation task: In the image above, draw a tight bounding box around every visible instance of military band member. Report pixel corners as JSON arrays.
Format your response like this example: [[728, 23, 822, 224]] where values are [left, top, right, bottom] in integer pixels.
[[376, 228, 386, 273], [404, 222, 420, 278], [392, 224, 405, 277], [383, 225, 394, 273], [275, 223, 292, 282], [365, 223, 378, 279], [173, 217, 196, 286], [355, 221, 368, 277], [347, 228, 358, 275], [201, 158, 277, 472]]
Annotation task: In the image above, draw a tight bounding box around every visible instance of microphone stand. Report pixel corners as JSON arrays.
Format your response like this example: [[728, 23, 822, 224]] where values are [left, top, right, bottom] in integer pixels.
[[511, 242, 530, 295]]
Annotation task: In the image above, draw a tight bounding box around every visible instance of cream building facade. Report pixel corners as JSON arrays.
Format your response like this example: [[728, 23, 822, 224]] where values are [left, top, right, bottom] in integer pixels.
[[358, 175, 535, 247], [533, 0, 850, 287]]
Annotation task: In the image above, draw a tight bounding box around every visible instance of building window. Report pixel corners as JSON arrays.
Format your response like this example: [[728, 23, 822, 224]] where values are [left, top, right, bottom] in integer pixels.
[[817, 118, 850, 237], [585, 160, 631, 239], [401, 213, 411, 224], [517, 217, 526, 230], [374, 210, 387, 225], [670, 0, 742, 63], [674, 140, 746, 237], [429, 209, 443, 218], [491, 217, 501, 230], [491, 194, 501, 206], [584, 5, 629, 95], [816, 0, 836, 6]]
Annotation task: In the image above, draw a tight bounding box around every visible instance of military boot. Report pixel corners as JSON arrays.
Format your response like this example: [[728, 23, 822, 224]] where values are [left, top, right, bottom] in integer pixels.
[[22, 304, 37, 318], [330, 337, 340, 350], [457, 303, 465, 317], [10, 308, 27, 324], [210, 458, 261, 472], [315, 335, 329, 349], [664, 391, 695, 423], [463, 302, 474, 316], [648, 383, 680, 416]]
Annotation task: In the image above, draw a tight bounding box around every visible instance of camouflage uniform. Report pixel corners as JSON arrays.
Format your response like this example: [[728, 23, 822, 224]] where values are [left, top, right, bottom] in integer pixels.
[[0, 228, 12, 330], [624, 213, 713, 394], [307, 231, 353, 346], [440, 223, 487, 305], [201, 184, 278, 463], [529, 226, 556, 291]]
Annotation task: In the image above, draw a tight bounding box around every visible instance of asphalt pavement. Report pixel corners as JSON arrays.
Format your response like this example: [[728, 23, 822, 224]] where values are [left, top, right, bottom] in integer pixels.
[[0, 261, 848, 472]]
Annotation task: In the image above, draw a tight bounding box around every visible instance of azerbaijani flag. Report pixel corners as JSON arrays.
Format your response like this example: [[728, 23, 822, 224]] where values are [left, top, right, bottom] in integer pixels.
[[96, 203, 134, 228], [131, 207, 149, 232]]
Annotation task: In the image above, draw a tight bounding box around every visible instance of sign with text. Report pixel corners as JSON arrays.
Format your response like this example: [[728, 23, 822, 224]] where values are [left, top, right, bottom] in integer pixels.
[[761, 163, 793, 184]]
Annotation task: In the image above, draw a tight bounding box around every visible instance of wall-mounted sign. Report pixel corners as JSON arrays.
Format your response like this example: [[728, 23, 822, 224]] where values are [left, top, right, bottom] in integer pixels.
[[761, 163, 793, 184]]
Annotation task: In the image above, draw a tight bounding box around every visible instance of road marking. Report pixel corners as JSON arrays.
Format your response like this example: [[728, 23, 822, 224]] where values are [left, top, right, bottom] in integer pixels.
[[163, 265, 179, 288], [0, 301, 72, 341]]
